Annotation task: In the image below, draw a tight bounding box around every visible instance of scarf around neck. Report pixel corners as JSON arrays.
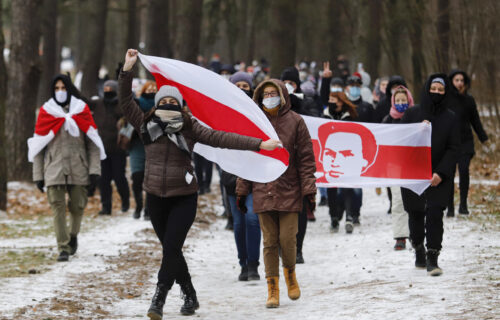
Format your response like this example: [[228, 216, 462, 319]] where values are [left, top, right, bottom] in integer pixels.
[[141, 115, 190, 154]]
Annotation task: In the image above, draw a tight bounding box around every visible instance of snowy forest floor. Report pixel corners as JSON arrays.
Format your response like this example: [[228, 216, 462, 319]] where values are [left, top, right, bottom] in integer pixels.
[[0, 174, 498, 319]]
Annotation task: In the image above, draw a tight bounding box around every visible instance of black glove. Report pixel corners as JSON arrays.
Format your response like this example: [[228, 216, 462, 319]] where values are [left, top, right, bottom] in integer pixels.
[[307, 194, 316, 212], [87, 174, 100, 197], [35, 180, 45, 193], [236, 195, 248, 214]]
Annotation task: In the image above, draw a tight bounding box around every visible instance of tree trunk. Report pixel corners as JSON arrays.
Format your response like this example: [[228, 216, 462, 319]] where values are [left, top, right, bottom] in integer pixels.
[[5, 0, 43, 181], [435, 0, 450, 71], [37, 0, 59, 106], [407, 0, 426, 95], [382, 0, 403, 75], [0, 1, 8, 210], [328, 0, 343, 62], [146, 0, 171, 58], [269, 0, 298, 78], [81, 0, 109, 98], [365, 0, 382, 78], [176, 0, 203, 63]]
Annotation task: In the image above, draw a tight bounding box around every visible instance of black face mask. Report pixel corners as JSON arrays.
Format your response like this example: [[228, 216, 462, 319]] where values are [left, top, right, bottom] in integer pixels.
[[328, 102, 339, 112], [242, 89, 253, 98], [157, 103, 182, 112], [430, 92, 445, 105], [104, 91, 117, 100], [142, 92, 156, 100]]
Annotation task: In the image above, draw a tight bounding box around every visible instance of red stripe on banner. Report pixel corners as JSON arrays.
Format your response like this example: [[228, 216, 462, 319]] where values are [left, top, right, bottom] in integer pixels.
[[151, 72, 289, 166], [35, 107, 65, 136], [362, 145, 432, 179]]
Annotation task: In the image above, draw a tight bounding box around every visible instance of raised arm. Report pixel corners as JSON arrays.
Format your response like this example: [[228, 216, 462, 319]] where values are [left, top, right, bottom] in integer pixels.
[[118, 49, 144, 132]]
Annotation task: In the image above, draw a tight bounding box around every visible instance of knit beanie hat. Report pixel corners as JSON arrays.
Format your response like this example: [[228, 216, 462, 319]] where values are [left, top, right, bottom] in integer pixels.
[[230, 71, 253, 87], [103, 80, 118, 92], [155, 85, 184, 107], [280, 67, 301, 87], [431, 77, 446, 87], [331, 77, 344, 87]]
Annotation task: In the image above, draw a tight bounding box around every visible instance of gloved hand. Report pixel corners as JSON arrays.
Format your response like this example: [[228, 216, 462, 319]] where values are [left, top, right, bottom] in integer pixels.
[[307, 194, 316, 212], [35, 180, 45, 193], [236, 195, 248, 214], [87, 174, 100, 197]]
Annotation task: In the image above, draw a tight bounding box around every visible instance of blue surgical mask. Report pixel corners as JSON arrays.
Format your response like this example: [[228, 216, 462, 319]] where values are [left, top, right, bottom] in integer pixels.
[[348, 86, 361, 100], [395, 103, 409, 113], [330, 87, 343, 93]]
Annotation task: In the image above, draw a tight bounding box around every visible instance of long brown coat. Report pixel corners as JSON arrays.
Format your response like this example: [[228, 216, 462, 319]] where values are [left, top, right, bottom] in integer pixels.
[[119, 70, 262, 198], [236, 79, 317, 213]]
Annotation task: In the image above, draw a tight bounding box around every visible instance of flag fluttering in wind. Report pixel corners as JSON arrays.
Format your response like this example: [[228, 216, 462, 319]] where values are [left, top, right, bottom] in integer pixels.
[[138, 53, 289, 183]]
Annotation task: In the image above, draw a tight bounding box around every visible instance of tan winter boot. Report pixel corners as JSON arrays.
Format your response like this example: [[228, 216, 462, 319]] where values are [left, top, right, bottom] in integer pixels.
[[283, 267, 301, 300], [266, 277, 280, 308]]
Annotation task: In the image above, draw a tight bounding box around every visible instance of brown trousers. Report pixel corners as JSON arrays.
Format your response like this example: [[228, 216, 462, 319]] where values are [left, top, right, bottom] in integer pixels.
[[258, 211, 298, 278]]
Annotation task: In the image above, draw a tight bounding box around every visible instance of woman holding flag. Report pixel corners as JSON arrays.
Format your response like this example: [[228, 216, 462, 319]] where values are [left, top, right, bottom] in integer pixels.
[[119, 49, 281, 319]]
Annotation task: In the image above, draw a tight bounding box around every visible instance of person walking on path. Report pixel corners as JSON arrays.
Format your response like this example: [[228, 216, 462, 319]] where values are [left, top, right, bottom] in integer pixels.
[[93, 80, 130, 215], [382, 85, 415, 250], [236, 79, 317, 309], [401, 73, 460, 276], [29, 74, 104, 262], [446, 69, 488, 216], [120, 49, 281, 319]]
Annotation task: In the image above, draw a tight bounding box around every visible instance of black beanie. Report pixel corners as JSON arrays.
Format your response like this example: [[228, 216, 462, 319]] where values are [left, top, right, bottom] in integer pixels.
[[280, 67, 301, 87]]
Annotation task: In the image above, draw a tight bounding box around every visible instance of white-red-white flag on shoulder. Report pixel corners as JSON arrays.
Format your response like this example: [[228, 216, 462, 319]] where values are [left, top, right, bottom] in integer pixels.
[[303, 115, 432, 195], [138, 53, 290, 183]]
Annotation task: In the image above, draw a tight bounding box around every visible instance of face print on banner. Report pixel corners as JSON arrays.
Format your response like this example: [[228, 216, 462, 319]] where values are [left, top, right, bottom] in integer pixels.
[[314, 122, 378, 182]]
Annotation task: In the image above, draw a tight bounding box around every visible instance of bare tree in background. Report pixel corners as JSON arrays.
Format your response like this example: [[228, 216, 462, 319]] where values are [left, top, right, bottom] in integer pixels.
[[37, 0, 59, 105], [176, 0, 203, 63], [365, 0, 382, 78], [406, 0, 426, 93], [81, 0, 108, 97], [269, 0, 298, 77], [327, 0, 344, 62], [5, 0, 43, 181], [382, 0, 404, 75], [435, 0, 450, 71], [0, 0, 8, 210], [146, 0, 171, 57]]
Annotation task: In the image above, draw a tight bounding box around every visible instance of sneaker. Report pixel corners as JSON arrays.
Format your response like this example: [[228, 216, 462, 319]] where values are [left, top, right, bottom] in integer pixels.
[[345, 221, 354, 234], [394, 238, 406, 251], [57, 251, 69, 262]]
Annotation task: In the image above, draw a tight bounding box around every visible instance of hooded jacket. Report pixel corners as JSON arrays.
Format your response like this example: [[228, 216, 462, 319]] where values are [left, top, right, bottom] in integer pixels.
[[375, 75, 407, 123], [236, 79, 317, 213], [401, 73, 460, 208], [448, 69, 488, 154]]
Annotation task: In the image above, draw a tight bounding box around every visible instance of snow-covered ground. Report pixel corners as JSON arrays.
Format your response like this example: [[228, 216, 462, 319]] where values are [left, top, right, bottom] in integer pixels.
[[0, 188, 498, 319]]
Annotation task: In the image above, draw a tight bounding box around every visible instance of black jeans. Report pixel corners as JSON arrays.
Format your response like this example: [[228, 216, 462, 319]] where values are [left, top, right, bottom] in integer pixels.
[[100, 152, 130, 212], [193, 153, 213, 192], [327, 188, 355, 222], [296, 198, 308, 254], [147, 192, 198, 289], [448, 153, 473, 210], [131, 171, 146, 212], [408, 206, 444, 250]]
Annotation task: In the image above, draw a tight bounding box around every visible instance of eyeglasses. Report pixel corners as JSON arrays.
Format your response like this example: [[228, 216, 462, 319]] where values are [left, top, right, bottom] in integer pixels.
[[263, 91, 278, 98]]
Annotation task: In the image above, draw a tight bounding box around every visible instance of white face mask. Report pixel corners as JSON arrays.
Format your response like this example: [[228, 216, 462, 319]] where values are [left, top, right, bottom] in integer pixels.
[[262, 96, 281, 110], [330, 87, 343, 93], [55, 91, 67, 104], [155, 109, 182, 122], [285, 83, 295, 94]]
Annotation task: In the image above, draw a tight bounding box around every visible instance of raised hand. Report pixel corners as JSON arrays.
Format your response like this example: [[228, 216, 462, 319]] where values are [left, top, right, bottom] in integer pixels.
[[322, 61, 333, 78], [123, 49, 138, 71]]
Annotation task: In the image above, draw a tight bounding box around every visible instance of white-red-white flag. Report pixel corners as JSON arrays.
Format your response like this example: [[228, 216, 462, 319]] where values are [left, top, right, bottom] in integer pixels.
[[138, 53, 289, 183], [303, 116, 432, 195]]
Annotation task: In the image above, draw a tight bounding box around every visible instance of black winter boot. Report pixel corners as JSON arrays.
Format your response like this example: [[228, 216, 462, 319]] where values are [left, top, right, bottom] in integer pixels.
[[458, 202, 469, 215], [180, 279, 199, 315], [133, 206, 142, 219], [296, 251, 305, 264], [225, 215, 233, 230], [68, 235, 78, 255], [330, 218, 339, 233], [247, 261, 260, 281], [57, 251, 69, 262], [238, 266, 248, 281], [413, 243, 426, 268], [426, 249, 443, 276], [147, 283, 168, 320]]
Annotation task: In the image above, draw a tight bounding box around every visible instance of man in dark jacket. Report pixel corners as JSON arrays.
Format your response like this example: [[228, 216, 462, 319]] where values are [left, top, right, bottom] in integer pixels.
[[401, 73, 460, 277], [446, 70, 488, 216], [281, 67, 321, 117], [93, 80, 130, 215]]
